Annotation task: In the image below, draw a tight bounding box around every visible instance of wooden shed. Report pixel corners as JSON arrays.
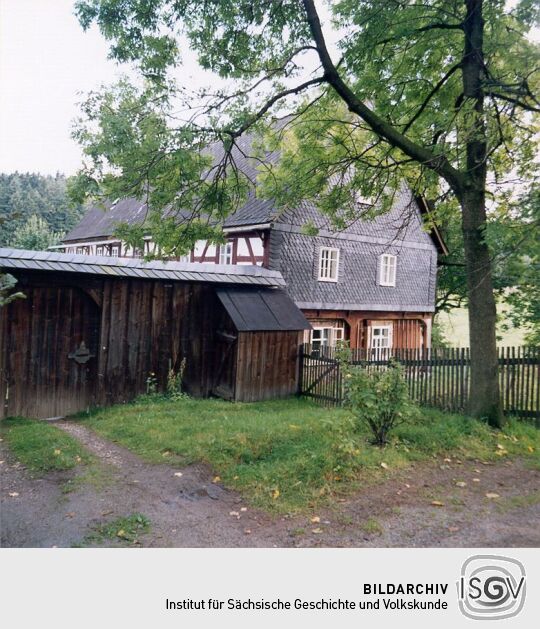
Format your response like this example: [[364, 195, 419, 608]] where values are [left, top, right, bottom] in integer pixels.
[[0, 248, 310, 419]]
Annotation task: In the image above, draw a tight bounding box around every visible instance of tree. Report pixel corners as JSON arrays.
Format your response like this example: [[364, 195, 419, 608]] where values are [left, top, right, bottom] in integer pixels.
[[0, 172, 84, 245], [73, 0, 539, 426], [0, 273, 24, 307], [435, 186, 540, 344], [8, 214, 65, 251]]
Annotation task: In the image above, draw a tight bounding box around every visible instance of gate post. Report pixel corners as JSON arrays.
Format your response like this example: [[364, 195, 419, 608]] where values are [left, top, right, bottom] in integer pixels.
[[297, 342, 305, 396]]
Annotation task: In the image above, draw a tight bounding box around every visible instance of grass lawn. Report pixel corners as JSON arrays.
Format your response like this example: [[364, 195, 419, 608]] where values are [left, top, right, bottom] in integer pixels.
[[80, 396, 540, 513], [1, 417, 92, 474], [437, 304, 529, 347]]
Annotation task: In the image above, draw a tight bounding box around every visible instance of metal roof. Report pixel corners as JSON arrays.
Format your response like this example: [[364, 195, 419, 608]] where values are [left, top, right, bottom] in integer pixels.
[[0, 248, 286, 287], [216, 287, 311, 332]]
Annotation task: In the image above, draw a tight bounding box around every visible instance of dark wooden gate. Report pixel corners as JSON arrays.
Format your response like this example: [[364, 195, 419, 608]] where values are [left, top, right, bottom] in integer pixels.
[[1, 284, 100, 418]]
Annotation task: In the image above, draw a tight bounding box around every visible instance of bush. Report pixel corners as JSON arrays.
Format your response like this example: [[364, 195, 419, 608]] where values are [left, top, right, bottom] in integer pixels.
[[339, 350, 413, 446]]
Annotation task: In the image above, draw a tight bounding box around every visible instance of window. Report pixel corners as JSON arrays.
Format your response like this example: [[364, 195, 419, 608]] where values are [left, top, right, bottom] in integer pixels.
[[219, 241, 233, 265], [379, 254, 397, 286], [310, 325, 345, 352], [110, 244, 121, 257], [318, 247, 340, 282], [96, 245, 105, 256], [370, 325, 392, 349]]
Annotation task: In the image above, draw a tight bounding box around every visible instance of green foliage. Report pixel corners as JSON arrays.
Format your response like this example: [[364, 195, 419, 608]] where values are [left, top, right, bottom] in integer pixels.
[[1, 417, 92, 473], [166, 358, 188, 400], [80, 397, 539, 513], [0, 273, 25, 307], [0, 172, 83, 246], [8, 214, 65, 251], [436, 186, 540, 340], [340, 356, 414, 446], [74, 513, 151, 547], [431, 321, 450, 348]]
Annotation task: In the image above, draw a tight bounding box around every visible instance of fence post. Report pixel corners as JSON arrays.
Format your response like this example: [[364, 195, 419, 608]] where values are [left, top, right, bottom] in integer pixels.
[[297, 343, 304, 396]]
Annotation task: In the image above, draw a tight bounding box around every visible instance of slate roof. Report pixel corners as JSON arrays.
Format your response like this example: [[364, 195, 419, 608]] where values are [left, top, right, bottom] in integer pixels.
[[0, 248, 286, 287], [63, 127, 282, 242], [216, 287, 311, 332]]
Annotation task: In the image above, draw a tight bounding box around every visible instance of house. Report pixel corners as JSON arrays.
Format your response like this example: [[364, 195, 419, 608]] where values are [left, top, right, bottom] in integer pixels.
[[0, 248, 310, 419], [57, 134, 446, 353]]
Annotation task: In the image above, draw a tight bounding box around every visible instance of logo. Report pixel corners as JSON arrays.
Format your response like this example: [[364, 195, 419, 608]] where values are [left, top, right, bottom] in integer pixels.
[[458, 555, 526, 620]]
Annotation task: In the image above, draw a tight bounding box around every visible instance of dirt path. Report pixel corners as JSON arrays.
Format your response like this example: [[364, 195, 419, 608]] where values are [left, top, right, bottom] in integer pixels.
[[1, 420, 539, 548]]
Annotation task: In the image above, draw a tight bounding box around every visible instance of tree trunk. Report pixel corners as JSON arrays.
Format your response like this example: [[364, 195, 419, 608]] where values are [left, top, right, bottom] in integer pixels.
[[460, 190, 503, 426], [459, 0, 503, 427]]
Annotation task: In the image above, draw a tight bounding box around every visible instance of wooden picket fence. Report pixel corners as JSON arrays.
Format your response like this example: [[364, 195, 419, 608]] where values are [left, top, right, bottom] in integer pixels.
[[298, 345, 540, 424]]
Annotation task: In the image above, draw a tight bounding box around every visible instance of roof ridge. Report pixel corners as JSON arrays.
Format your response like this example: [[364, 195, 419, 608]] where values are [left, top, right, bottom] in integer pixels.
[[0, 248, 285, 286]]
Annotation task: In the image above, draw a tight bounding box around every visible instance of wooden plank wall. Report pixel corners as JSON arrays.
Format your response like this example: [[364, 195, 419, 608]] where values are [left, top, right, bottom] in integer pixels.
[[0, 272, 225, 418], [1, 271, 305, 418], [1, 283, 100, 418], [94, 279, 222, 406], [235, 331, 301, 402]]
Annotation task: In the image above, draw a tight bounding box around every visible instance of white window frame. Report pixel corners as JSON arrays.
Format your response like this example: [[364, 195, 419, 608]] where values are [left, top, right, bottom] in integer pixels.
[[109, 244, 121, 258], [370, 324, 393, 349], [219, 241, 233, 265], [310, 324, 345, 350], [379, 253, 397, 287], [96, 245, 105, 256], [318, 247, 340, 282]]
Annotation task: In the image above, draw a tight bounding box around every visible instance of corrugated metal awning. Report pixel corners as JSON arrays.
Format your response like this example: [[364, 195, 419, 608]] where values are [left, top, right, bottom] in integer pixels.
[[216, 287, 311, 332], [0, 248, 286, 288]]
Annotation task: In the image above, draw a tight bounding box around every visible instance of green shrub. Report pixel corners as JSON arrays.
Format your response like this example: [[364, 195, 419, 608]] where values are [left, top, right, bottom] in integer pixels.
[[340, 355, 413, 446]]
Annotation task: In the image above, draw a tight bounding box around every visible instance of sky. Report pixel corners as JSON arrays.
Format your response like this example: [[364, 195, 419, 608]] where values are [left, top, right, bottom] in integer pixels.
[[0, 0, 124, 174], [0, 0, 218, 175]]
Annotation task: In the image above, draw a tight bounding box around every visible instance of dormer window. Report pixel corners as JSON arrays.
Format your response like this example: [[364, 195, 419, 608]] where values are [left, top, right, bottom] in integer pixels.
[[318, 247, 340, 282], [379, 254, 396, 286]]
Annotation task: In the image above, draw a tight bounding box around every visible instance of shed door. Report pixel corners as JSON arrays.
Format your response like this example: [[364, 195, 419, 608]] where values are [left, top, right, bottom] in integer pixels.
[[1, 285, 100, 419], [212, 329, 238, 400]]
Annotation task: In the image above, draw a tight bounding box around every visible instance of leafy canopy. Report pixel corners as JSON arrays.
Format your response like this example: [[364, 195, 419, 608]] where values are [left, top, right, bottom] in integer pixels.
[[72, 0, 539, 256]]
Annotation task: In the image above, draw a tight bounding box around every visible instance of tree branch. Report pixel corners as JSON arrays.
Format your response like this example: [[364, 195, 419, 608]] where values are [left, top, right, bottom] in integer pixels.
[[301, 0, 465, 193], [403, 62, 462, 133], [486, 91, 540, 114]]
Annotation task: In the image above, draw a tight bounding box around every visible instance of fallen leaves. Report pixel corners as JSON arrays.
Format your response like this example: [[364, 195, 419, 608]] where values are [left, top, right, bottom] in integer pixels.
[[380, 462, 389, 470], [455, 481, 467, 488], [448, 526, 460, 533], [173, 472, 183, 478], [528, 446, 534, 453], [240, 507, 247, 512], [472, 478, 481, 483], [8, 492, 19, 498], [310, 516, 320, 524], [53, 449, 61, 456], [431, 500, 444, 507], [311, 528, 323, 534], [271, 488, 280, 500], [212, 476, 221, 483], [485, 492, 500, 499], [229, 511, 240, 517]]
